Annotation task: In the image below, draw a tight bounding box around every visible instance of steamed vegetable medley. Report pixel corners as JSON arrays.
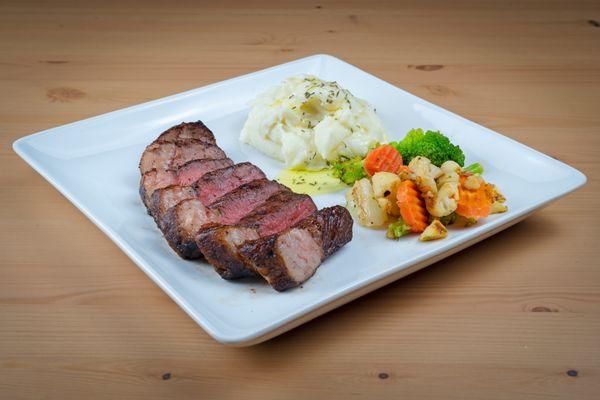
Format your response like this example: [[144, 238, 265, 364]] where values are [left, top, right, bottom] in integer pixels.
[[341, 129, 507, 242]]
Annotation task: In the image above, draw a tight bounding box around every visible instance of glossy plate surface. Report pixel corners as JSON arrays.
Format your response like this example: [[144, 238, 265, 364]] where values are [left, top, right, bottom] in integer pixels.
[[13, 54, 586, 345]]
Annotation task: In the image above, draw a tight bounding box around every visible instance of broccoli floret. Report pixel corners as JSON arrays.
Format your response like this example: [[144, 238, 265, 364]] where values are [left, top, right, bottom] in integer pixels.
[[390, 129, 465, 167], [386, 218, 413, 239], [436, 212, 458, 226], [331, 156, 367, 185], [463, 162, 483, 175]]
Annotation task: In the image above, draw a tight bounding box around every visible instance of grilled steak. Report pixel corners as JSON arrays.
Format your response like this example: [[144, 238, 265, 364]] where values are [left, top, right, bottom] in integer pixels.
[[150, 162, 265, 224], [138, 121, 355, 291], [161, 179, 286, 259], [140, 158, 233, 208], [153, 121, 216, 145], [150, 185, 197, 224], [239, 206, 353, 291], [139, 139, 226, 174], [196, 191, 317, 279], [139, 169, 176, 209], [139, 141, 176, 174], [194, 162, 266, 205], [171, 141, 226, 171]]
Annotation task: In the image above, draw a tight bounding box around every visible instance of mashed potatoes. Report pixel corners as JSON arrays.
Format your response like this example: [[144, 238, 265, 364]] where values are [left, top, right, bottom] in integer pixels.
[[240, 75, 386, 170]]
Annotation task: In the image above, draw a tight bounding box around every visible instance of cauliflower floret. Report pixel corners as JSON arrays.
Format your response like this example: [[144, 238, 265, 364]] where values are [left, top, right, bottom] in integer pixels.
[[427, 170, 459, 217], [346, 178, 388, 228], [440, 160, 461, 175], [408, 156, 441, 194], [464, 174, 483, 190], [372, 172, 401, 216], [408, 157, 458, 218]]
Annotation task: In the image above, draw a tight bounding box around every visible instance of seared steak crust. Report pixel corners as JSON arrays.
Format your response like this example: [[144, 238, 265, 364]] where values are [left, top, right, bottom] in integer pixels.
[[239, 206, 353, 291], [197, 191, 317, 280], [207, 179, 288, 225], [139, 169, 177, 210], [161, 179, 287, 259], [196, 225, 260, 279], [139, 139, 226, 174], [154, 121, 216, 145], [139, 121, 355, 291], [149, 162, 262, 225], [150, 185, 197, 226], [140, 158, 232, 210], [194, 162, 266, 206], [236, 192, 317, 236], [162, 199, 214, 259]]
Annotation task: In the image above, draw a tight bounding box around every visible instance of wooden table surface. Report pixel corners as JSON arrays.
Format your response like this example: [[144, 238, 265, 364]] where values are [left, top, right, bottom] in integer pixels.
[[1, 1, 599, 398]]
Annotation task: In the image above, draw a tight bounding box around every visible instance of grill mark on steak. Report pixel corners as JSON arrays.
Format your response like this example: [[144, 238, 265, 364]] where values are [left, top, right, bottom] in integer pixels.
[[150, 162, 266, 226], [139, 169, 177, 210], [138, 121, 355, 292], [196, 191, 317, 279], [140, 158, 233, 209], [194, 162, 266, 206], [208, 180, 289, 225], [171, 141, 226, 171], [176, 158, 232, 186], [139, 141, 176, 175], [139, 139, 226, 175], [153, 121, 216, 145], [162, 199, 214, 259], [238, 206, 353, 291], [161, 179, 287, 259], [150, 185, 196, 225]]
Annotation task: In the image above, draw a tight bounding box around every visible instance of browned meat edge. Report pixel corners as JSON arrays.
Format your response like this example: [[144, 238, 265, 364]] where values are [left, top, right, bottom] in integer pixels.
[[161, 179, 287, 259], [139, 138, 225, 175], [153, 121, 216, 145], [238, 206, 353, 291], [196, 191, 316, 280]]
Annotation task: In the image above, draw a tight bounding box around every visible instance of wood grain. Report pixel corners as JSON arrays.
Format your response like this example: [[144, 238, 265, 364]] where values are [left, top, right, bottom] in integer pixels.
[[1, 0, 599, 398]]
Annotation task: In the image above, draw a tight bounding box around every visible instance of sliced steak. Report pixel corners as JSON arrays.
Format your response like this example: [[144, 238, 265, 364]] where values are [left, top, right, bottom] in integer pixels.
[[162, 199, 215, 259], [194, 162, 266, 206], [161, 179, 286, 259], [140, 158, 232, 209], [176, 158, 233, 186], [149, 185, 197, 223], [139, 141, 176, 175], [154, 121, 216, 145], [139, 169, 177, 209], [139, 139, 226, 174], [196, 191, 317, 279], [171, 141, 226, 171], [239, 206, 353, 291], [150, 162, 266, 226]]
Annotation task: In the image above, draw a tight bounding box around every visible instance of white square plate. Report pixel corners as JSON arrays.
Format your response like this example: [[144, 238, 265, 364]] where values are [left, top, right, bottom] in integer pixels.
[[13, 54, 586, 346]]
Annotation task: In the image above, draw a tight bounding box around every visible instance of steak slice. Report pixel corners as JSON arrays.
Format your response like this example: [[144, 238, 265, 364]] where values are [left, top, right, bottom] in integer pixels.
[[171, 141, 226, 171], [149, 185, 197, 224], [139, 139, 226, 174], [176, 158, 233, 186], [196, 191, 317, 279], [139, 169, 177, 209], [154, 121, 216, 145], [239, 206, 353, 291], [150, 162, 266, 225], [140, 158, 232, 209], [194, 162, 266, 206], [161, 179, 286, 259], [139, 141, 176, 175]]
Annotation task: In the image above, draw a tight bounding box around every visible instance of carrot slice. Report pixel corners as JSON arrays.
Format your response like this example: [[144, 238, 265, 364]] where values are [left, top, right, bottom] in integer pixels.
[[456, 175, 492, 219], [396, 180, 429, 233], [363, 145, 403, 176]]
